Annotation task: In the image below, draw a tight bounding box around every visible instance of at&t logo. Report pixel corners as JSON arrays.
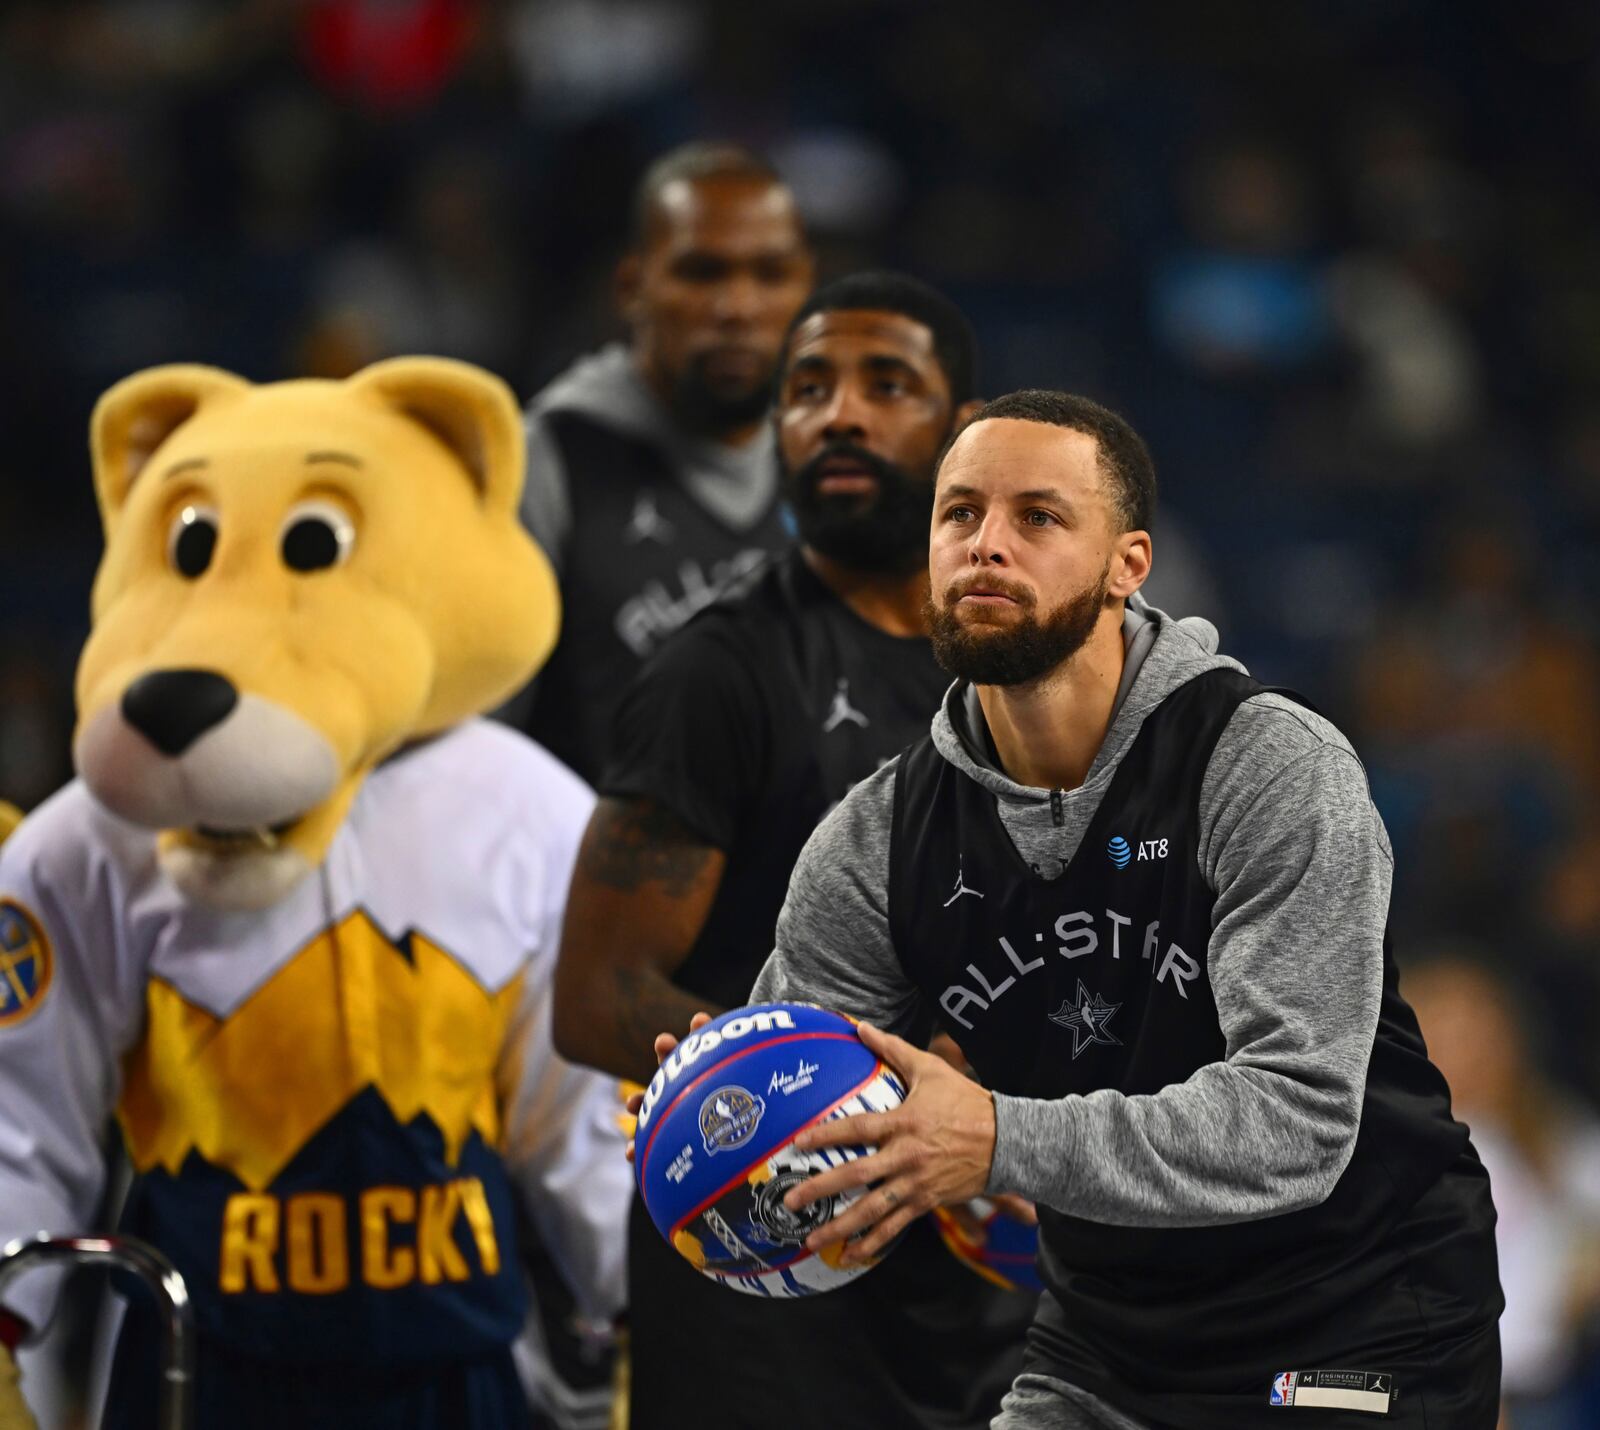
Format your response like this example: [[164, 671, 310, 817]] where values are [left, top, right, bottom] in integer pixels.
[[1107, 835, 1169, 869]]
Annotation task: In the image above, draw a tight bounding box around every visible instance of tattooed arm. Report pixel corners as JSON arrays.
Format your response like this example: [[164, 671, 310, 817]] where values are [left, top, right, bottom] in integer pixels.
[[552, 797, 729, 1083]]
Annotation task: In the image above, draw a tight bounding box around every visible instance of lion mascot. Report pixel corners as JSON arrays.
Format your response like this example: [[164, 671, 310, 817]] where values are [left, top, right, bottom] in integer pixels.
[[0, 358, 630, 1428]]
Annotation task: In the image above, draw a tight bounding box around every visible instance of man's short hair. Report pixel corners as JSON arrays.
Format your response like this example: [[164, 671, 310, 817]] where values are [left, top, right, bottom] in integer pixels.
[[781, 271, 978, 406], [629, 142, 785, 249], [958, 389, 1156, 533]]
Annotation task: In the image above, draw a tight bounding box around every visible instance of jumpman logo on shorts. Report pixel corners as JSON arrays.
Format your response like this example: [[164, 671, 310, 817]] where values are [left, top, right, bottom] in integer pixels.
[[822, 678, 870, 732], [623, 491, 676, 545], [943, 856, 984, 906]]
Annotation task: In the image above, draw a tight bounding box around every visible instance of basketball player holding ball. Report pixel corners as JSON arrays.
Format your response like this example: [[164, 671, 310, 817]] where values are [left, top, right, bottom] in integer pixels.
[[555, 274, 1037, 1428], [737, 392, 1504, 1427]]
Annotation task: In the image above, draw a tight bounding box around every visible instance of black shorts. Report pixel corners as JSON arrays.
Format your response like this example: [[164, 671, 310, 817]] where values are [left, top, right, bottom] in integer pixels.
[[1019, 1154, 1504, 1430], [1011, 1316, 1500, 1429], [627, 1192, 1034, 1430]]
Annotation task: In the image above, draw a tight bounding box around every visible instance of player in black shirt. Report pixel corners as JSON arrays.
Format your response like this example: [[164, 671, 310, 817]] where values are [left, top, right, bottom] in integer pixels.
[[510, 143, 813, 783], [553, 273, 1038, 1428], [508, 146, 811, 1422]]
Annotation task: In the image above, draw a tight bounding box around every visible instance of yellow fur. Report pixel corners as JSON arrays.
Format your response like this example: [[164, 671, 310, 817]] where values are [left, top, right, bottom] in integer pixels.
[[74, 357, 558, 903], [0, 1342, 33, 1430]]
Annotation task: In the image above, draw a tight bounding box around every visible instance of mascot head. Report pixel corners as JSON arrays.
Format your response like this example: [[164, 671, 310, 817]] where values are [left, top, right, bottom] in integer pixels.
[[74, 356, 559, 910]]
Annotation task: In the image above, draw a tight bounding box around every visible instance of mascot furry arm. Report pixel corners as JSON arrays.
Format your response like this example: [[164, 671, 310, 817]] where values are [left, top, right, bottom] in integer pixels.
[[0, 1342, 27, 1430]]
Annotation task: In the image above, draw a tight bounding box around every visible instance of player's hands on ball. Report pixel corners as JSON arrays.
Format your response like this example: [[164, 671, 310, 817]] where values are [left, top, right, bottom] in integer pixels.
[[784, 1022, 998, 1264], [623, 1012, 714, 1163]]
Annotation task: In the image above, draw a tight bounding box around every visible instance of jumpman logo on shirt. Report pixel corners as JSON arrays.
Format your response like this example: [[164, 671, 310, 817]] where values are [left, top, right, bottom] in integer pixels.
[[943, 856, 985, 906], [623, 491, 676, 545], [822, 678, 870, 732]]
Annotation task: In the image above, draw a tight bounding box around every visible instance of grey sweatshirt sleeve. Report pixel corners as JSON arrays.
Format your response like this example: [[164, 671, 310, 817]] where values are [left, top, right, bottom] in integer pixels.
[[749, 763, 927, 1038], [989, 697, 1393, 1225]]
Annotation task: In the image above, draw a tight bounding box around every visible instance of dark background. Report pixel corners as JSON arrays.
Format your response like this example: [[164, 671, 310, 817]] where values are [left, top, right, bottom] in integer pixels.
[[3, 2, 1598, 1423]]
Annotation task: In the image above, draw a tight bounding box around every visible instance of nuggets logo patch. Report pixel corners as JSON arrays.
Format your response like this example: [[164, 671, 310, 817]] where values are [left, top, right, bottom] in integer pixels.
[[699, 1085, 765, 1156], [0, 899, 52, 1027]]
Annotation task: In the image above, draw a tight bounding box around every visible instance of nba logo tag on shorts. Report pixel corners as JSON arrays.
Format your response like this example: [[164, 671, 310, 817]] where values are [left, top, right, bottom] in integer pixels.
[[1269, 1369, 1391, 1413]]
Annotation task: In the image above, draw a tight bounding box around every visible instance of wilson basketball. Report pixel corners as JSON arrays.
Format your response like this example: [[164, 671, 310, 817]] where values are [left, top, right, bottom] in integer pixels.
[[633, 1002, 906, 1297]]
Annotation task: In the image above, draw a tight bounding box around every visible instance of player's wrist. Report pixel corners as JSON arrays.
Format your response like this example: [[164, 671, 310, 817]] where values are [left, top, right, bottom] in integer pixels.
[[977, 1083, 999, 1191], [982, 1089, 1033, 1200]]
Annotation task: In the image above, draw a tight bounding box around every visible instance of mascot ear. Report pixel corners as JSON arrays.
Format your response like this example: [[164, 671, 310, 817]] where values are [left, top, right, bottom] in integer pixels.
[[90, 365, 252, 526], [347, 357, 524, 516]]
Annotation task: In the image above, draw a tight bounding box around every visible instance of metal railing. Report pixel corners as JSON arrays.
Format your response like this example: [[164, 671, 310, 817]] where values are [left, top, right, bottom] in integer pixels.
[[0, 1234, 193, 1430]]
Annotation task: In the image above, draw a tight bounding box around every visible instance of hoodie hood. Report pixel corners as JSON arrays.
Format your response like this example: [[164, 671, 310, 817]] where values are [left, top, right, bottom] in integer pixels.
[[530, 342, 666, 444], [932, 595, 1244, 810], [530, 343, 778, 530]]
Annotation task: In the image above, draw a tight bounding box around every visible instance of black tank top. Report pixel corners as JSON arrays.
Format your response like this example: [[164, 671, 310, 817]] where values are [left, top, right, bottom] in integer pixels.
[[525, 411, 789, 782], [887, 670, 1501, 1423]]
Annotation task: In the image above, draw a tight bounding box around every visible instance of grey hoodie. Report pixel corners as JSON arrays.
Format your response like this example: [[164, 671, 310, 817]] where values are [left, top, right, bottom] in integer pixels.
[[520, 343, 780, 571], [751, 600, 1395, 1227]]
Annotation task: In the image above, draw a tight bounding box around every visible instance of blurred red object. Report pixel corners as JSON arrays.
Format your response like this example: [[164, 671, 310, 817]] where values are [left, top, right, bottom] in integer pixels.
[[301, 0, 479, 112]]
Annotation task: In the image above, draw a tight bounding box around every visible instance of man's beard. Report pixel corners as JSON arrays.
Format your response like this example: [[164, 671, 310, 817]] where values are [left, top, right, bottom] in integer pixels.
[[668, 352, 778, 434], [927, 562, 1111, 686], [781, 440, 934, 573]]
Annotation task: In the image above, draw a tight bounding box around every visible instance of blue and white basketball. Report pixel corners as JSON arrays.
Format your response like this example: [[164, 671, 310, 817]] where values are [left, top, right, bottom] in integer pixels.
[[633, 1002, 906, 1297]]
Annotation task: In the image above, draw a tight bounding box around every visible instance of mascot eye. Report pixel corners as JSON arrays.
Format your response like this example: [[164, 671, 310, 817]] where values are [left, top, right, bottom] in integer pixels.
[[168, 504, 219, 579], [280, 501, 355, 573]]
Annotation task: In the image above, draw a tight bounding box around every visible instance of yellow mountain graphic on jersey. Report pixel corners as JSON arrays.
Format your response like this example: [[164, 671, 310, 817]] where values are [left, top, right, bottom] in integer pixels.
[[118, 911, 521, 1192]]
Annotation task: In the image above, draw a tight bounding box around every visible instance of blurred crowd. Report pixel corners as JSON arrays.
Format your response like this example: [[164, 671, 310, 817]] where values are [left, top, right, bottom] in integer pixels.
[[3, 0, 1599, 1422]]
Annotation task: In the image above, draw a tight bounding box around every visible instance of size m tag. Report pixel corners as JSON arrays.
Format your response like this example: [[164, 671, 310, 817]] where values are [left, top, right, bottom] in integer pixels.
[[1270, 1369, 1395, 1413]]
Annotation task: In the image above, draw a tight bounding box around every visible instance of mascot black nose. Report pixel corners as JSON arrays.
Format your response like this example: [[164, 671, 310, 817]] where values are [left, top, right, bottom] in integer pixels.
[[121, 669, 239, 757]]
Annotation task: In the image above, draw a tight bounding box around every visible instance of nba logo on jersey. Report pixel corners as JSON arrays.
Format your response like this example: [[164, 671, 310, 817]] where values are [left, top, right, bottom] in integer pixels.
[[1270, 1371, 1297, 1406]]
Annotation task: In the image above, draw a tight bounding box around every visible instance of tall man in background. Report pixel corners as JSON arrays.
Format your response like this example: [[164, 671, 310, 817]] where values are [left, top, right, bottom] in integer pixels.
[[555, 273, 1036, 1428], [512, 143, 814, 782]]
